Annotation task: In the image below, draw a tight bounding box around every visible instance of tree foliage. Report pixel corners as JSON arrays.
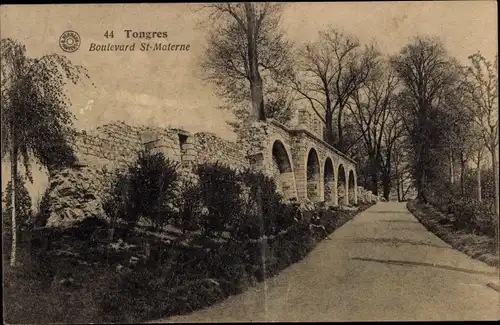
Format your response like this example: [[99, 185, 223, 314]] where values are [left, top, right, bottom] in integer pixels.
[[462, 53, 499, 226], [292, 27, 379, 151], [103, 150, 180, 231], [201, 3, 295, 125], [1, 38, 90, 174], [390, 36, 459, 201], [348, 59, 399, 195], [2, 174, 32, 231]]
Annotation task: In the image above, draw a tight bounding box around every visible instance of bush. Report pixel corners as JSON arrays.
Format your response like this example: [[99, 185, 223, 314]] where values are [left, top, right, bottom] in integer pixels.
[[448, 196, 495, 236], [103, 149, 180, 231], [176, 182, 205, 233], [102, 171, 130, 238], [237, 168, 295, 239], [196, 162, 243, 235]]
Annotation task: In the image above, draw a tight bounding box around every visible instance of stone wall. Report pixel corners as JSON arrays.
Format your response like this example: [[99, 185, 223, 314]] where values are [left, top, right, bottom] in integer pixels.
[[71, 122, 143, 170], [42, 122, 253, 228], [194, 132, 249, 170]]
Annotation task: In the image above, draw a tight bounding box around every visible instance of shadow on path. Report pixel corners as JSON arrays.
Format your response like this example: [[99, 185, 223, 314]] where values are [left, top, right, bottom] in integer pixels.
[[364, 211, 413, 215], [346, 237, 450, 249], [389, 227, 430, 233], [351, 257, 498, 276], [377, 219, 420, 224]]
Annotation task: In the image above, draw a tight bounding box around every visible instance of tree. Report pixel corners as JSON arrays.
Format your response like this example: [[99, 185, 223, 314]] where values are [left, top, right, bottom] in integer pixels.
[[348, 59, 398, 194], [431, 70, 477, 194], [1, 38, 90, 267], [392, 143, 414, 202], [379, 109, 406, 200], [471, 141, 486, 201], [462, 53, 499, 237], [390, 36, 459, 202], [292, 27, 378, 151], [201, 3, 295, 124]]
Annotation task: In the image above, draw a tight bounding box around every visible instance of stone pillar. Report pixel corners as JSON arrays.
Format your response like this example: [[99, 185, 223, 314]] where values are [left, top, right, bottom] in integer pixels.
[[357, 186, 364, 204], [248, 152, 265, 173], [313, 118, 322, 138], [179, 132, 196, 168], [318, 167, 325, 202], [353, 179, 358, 205], [344, 180, 350, 206], [141, 131, 179, 162], [332, 176, 339, 206], [298, 109, 310, 131], [293, 146, 308, 201]]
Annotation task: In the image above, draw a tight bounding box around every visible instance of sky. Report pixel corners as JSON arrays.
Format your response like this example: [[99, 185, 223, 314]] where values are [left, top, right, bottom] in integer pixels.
[[0, 2, 497, 141], [0, 1, 498, 201]]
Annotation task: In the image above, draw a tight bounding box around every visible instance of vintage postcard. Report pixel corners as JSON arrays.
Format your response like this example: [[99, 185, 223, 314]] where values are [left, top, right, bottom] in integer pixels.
[[1, 2, 498, 323]]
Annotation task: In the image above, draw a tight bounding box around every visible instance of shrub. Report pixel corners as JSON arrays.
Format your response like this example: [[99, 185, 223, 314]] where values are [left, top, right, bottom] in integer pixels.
[[176, 182, 205, 233], [237, 168, 289, 238], [448, 196, 495, 236], [103, 149, 180, 231], [196, 162, 243, 236], [102, 171, 130, 238]]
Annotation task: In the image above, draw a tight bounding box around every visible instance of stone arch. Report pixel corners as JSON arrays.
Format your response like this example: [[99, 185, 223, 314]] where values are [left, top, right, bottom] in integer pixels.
[[348, 169, 357, 205], [337, 163, 348, 206], [271, 140, 297, 199], [306, 148, 321, 201], [324, 157, 336, 204]]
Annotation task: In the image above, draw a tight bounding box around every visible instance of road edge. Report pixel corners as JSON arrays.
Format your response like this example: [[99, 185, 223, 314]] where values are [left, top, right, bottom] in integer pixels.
[[406, 200, 499, 270]]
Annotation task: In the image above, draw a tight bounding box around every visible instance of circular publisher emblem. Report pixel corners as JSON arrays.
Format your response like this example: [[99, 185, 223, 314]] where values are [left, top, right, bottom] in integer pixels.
[[59, 30, 81, 53]]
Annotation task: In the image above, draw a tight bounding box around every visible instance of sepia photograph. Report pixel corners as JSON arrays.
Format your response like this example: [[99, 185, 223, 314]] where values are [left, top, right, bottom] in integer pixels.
[[1, 1, 499, 323]]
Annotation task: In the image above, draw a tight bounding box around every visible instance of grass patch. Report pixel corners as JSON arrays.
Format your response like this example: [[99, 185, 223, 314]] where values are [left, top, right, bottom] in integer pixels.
[[407, 200, 498, 268]]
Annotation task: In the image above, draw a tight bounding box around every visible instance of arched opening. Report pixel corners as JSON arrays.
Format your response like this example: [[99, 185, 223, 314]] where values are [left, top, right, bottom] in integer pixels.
[[348, 169, 357, 205], [306, 148, 320, 201], [337, 164, 348, 205], [324, 158, 335, 203], [272, 140, 296, 200]]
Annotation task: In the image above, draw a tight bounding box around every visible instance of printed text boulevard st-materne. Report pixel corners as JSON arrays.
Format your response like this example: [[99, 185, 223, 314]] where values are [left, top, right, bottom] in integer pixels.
[[88, 42, 191, 52], [88, 30, 191, 51]]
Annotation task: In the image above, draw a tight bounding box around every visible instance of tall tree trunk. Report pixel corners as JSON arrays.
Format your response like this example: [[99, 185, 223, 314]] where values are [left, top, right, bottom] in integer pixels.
[[396, 162, 401, 202], [245, 3, 266, 122], [397, 179, 401, 201], [383, 151, 392, 200], [416, 112, 428, 203], [476, 161, 482, 202], [459, 154, 466, 196], [370, 155, 379, 195], [490, 147, 499, 243], [417, 169, 426, 203], [449, 150, 454, 184], [382, 174, 391, 200], [324, 109, 334, 145], [336, 108, 344, 152], [10, 138, 18, 267]]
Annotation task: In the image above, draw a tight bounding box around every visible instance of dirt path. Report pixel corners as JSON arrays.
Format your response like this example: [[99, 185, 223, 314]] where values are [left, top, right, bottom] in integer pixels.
[[156, 202, 499, 322]]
